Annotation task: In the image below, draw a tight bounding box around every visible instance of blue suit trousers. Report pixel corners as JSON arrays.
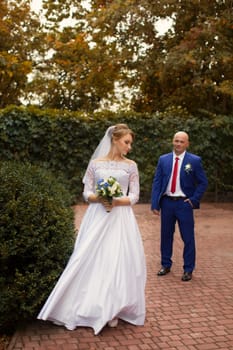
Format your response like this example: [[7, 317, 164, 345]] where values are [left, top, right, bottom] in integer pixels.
[[160, 196, 195, 272]]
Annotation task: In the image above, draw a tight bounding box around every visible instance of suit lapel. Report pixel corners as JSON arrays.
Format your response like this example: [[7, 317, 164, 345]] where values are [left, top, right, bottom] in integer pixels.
[[180, 153, 190, 179], [165, 153, 173, 180]]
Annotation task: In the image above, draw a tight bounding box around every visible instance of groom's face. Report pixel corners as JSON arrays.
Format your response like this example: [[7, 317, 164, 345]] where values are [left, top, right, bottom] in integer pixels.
[[173, 133, 189, 155]]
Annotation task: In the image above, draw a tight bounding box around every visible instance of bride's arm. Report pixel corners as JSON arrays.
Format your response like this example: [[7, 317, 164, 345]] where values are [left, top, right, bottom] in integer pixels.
[[83, 161, 99, 203], [112, 196, 131, 207], [112, 162, 139, 207]]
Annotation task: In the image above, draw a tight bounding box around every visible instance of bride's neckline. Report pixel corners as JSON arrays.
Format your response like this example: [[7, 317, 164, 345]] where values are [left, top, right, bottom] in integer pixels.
[[95, 157, 131, 163]]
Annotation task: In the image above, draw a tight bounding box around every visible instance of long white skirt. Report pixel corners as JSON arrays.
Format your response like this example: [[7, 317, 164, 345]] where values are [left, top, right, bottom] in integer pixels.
[[37, 203, 146, 335]]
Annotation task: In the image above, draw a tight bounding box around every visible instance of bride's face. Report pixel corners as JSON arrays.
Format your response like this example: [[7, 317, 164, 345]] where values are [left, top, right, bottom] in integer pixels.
[[114, 133, 133, 156]]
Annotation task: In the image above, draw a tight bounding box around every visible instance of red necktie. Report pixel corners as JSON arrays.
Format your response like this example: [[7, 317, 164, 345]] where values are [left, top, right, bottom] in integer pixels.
[[171, 157, 179, 193]]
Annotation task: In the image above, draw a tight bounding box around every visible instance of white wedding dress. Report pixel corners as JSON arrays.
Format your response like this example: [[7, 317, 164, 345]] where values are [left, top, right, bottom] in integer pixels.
[[37, 160, 146, 335]]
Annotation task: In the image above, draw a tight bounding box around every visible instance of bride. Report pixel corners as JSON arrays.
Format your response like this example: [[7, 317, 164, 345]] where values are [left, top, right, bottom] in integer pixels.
[[37, 123, 147, 335]]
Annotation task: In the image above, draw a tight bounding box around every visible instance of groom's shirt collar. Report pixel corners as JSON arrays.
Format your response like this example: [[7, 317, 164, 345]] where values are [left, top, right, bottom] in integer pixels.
[[172, 151, 186, 162]]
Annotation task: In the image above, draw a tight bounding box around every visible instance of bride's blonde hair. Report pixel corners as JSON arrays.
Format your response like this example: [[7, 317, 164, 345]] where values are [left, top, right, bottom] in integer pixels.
[[111, 123, 135, 141]]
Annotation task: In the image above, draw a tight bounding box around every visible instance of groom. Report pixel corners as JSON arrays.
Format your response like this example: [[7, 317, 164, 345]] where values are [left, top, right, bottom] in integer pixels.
[[151, 131, 208, 281]]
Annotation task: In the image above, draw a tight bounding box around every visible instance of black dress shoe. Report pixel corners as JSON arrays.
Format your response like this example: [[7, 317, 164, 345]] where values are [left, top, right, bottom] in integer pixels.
[[157, 267, 171, 276], [181, 272, 192, 281]]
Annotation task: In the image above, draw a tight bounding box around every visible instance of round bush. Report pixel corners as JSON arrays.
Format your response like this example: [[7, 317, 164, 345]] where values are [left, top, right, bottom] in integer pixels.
[[0, 161, 75, 333]]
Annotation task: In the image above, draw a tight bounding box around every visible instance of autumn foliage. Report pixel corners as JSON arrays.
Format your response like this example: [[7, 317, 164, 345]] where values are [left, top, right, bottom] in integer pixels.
[[0, 0, 233, 115]]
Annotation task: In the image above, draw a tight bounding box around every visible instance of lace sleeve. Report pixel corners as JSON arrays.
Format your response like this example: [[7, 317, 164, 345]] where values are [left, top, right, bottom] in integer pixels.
[[83, 161, 95, 202], [128, 162, 140, 205]]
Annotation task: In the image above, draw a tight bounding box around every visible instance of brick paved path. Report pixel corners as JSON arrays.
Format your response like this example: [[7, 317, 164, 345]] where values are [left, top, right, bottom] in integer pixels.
[[8, 203, 233, 350]]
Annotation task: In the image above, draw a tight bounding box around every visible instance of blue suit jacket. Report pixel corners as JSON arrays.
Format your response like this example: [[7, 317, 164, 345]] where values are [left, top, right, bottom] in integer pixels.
[[151, 152, 208, 210]]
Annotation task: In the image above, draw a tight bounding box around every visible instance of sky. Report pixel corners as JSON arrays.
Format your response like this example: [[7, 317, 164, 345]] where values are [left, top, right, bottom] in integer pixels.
[[31, 0, 42, 12]]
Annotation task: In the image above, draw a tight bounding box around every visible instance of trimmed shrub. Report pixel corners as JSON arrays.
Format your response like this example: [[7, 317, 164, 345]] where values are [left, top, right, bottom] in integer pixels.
[[0, 106, 232, 201], [0, 161, 75, 334]]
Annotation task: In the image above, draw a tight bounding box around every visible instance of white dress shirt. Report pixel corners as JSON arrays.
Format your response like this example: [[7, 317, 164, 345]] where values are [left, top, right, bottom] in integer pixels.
[[165, 151, 186, 197]]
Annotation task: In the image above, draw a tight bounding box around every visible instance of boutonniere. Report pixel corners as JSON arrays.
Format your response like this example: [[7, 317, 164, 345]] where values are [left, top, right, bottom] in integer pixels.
[[184, 163, 192, 173]]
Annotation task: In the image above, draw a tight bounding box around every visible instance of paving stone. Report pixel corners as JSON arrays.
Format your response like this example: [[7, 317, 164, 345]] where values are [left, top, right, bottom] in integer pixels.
[[7, 203, 233, 350]]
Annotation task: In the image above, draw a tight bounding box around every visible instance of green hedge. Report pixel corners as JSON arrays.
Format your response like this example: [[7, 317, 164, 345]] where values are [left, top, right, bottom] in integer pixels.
[[0, 105, 232, 202], [0, 161, 75, 333]]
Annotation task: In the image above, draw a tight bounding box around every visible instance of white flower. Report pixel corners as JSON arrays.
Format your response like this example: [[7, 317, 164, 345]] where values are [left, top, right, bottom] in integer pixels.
[[184, 163, 192, 173], [109, 182, 118, 196]]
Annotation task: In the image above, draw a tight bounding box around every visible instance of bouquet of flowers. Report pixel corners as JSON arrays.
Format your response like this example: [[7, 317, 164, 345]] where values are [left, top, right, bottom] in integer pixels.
[[96, 176, 123, 203]]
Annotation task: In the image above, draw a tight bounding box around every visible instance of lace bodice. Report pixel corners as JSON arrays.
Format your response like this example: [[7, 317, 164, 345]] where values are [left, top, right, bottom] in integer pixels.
[[83, 160, 140, 205]]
